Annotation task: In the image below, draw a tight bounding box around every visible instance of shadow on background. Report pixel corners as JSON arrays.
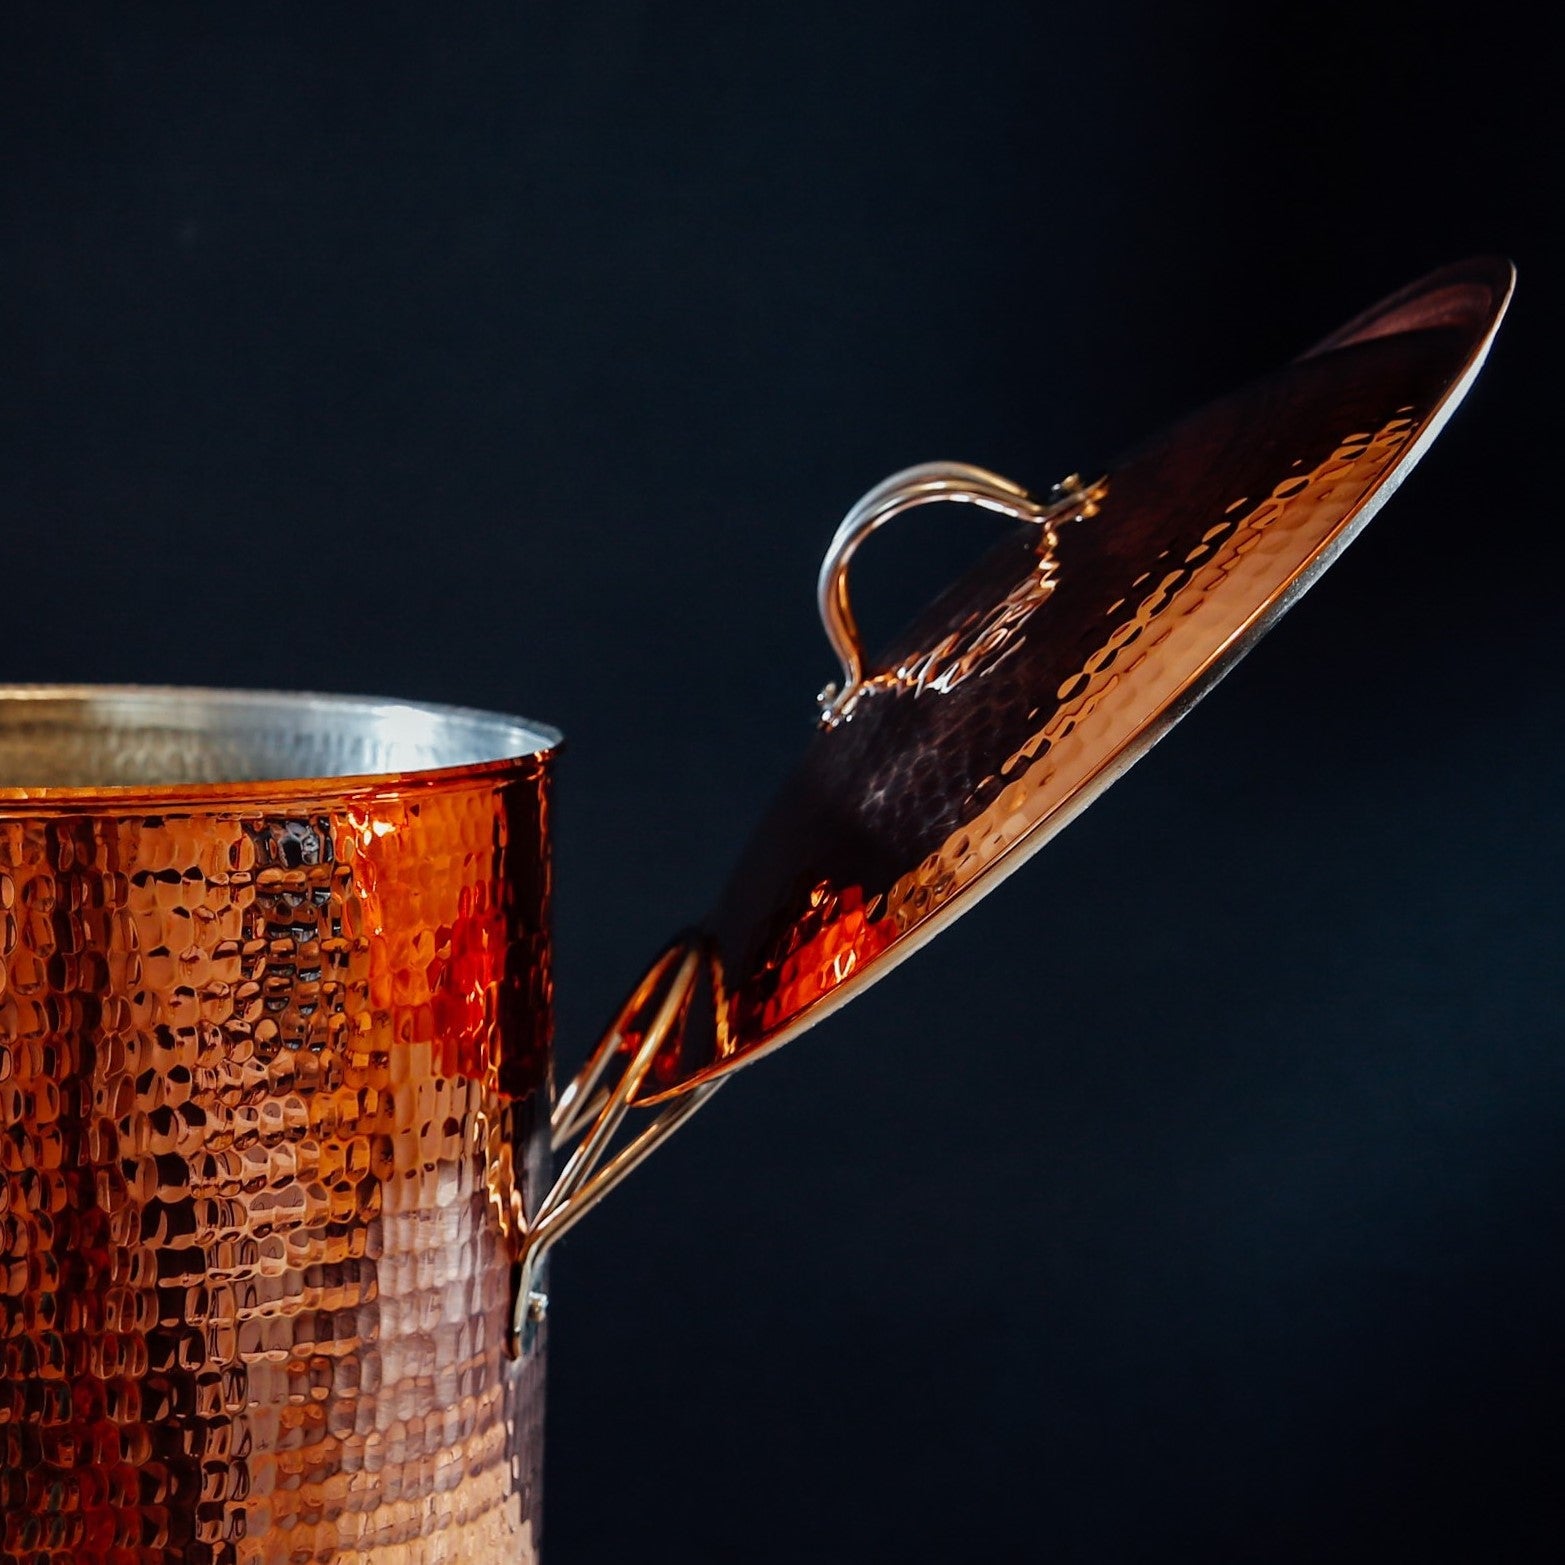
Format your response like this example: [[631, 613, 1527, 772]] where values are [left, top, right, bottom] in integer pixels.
[[2, 3, 1558, 1560]]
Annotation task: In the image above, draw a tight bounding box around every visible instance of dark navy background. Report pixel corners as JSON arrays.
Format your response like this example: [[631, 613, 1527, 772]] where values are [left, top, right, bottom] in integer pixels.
[[2, 5, 1558, 1559]]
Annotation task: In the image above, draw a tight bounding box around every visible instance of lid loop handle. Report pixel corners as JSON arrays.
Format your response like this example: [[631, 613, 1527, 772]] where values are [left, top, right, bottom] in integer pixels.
[[815, 462, 1101, 726]]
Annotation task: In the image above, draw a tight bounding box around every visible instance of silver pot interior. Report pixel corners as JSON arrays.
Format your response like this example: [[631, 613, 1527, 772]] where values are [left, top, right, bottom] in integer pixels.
[[0, 685, 560, 792]]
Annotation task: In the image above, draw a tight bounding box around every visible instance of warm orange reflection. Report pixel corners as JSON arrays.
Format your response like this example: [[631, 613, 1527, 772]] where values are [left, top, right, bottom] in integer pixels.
[[0, 765, 552, 1564]]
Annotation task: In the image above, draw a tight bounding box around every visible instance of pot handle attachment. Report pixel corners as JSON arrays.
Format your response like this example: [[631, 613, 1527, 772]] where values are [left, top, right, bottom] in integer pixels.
[[509, 935, 722, 1357], [815, 462, 1103, 727]]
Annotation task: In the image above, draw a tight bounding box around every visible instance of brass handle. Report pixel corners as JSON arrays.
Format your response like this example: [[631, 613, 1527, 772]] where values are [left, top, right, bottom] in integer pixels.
[[815, 462, 1100, 726], [509, 936, 722, 1357]]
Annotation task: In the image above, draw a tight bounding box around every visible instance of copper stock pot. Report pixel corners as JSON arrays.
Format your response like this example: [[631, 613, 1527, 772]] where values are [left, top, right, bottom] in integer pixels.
[[0, 260, 1512, 1562]]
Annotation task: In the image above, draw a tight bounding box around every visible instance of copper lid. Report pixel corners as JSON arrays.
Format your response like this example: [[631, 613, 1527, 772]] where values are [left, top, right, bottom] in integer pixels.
[[631, 257, 1513, 1103]]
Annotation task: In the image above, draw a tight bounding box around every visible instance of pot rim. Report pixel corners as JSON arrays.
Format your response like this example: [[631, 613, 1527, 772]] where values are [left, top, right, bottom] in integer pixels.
[[0, 683, 561, 813]]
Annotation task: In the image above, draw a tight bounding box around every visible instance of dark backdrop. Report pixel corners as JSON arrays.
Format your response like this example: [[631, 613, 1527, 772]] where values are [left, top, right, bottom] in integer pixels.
[[2, 4, 1558, 1560]]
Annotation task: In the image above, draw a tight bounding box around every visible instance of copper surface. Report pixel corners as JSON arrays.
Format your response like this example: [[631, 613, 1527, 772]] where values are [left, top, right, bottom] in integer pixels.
[[0, 703, 554, 1564], [635, 257, 1513, 1100], [0, 257, 1518, 1561]]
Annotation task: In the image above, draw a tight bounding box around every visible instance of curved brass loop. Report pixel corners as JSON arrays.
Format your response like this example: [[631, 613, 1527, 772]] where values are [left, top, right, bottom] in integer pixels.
[[508, 937, 723, 1357], [815, 462, 1101, 726]]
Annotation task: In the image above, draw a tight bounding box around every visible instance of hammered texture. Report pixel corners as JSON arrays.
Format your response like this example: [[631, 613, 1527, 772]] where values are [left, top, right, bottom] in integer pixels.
[[0, 766, 553, 1565], [635, 258, 1511, 1097]]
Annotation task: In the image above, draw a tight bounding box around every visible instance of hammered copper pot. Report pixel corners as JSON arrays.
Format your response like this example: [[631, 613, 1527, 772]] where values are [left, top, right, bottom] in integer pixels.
[[0, 693, 559, 1563], [0, 260, 1513, 1564]]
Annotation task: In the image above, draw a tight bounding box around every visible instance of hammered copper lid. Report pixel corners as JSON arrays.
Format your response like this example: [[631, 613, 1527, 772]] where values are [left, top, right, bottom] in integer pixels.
[[630, 257, 1513, 1103]]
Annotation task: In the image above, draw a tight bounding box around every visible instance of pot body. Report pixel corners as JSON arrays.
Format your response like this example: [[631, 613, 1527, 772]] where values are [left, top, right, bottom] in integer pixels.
[[0, 691, 556, 1564]]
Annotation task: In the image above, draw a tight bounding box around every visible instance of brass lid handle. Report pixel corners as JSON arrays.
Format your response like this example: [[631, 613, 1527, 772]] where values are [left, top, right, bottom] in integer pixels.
[[815, 462, 1101, 727]]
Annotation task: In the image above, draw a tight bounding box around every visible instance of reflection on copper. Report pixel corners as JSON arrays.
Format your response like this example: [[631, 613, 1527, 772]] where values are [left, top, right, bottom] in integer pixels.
[[0, 757, 553, 1563], [753, 413, 1418, 1045], [0, 256, 1518, 1563], [634, 257, 1514, 1101]]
